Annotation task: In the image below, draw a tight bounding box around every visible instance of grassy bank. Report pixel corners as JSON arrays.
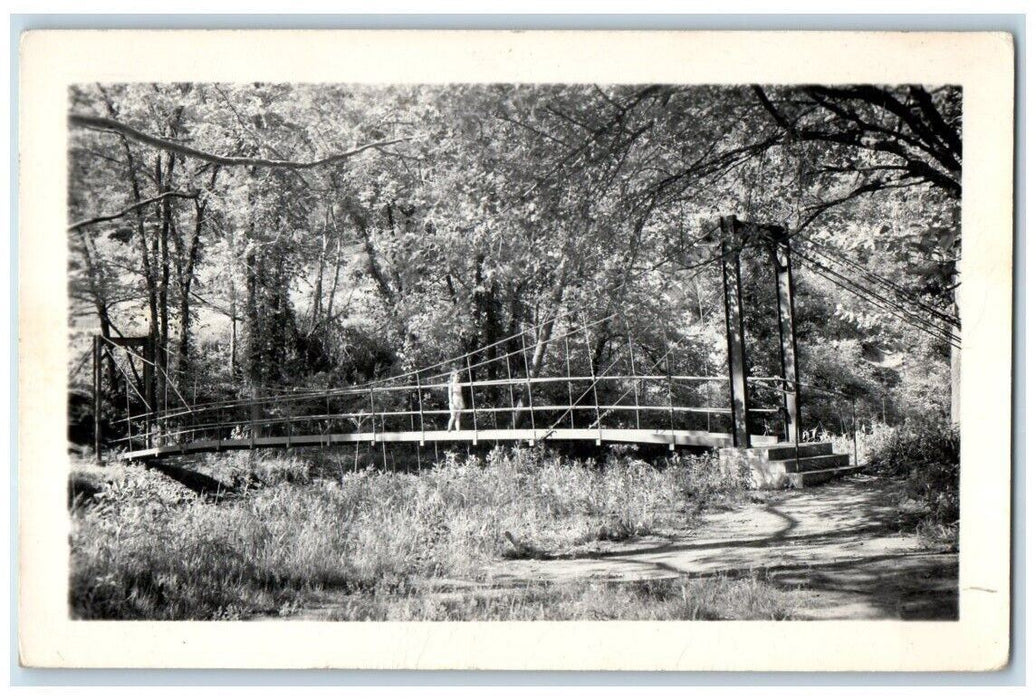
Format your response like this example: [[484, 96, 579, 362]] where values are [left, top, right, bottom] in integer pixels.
[[70, 446, 763, 620]]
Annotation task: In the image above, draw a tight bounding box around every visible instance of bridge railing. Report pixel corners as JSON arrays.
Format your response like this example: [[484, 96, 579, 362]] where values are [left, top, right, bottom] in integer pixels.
[[107, 372, 787, 452]]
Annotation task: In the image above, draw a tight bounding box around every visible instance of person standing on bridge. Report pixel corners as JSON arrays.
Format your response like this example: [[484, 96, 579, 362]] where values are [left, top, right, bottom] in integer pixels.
[[446, 368, 466, 431]]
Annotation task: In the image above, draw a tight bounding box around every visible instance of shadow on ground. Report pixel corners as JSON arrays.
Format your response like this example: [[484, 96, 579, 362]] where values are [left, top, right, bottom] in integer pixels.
[[144, 460, 238, 500], [483, 474, 958, 620]]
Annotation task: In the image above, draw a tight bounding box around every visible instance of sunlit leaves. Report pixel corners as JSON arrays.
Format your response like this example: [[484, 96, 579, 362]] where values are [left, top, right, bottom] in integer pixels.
[[68, 82, 961, 426]]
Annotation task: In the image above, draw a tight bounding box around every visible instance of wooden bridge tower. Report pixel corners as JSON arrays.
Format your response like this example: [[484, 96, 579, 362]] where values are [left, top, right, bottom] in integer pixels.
[[718, 215, 802, 447]]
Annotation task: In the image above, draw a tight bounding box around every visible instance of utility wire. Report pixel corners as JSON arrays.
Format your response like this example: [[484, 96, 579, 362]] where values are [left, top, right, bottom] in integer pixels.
[[796, 248, 961, 346], [803, 260, 959, 349], [802, 239, 960, 329]]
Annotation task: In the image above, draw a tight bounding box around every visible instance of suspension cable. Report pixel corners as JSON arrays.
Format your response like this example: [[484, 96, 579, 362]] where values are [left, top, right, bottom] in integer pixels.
[[794, 250, 960, 349], [795, 249, 960, 347], [99, 337, 195, 413], [794, 247, 961, 346], [795, 232, 960, 329]]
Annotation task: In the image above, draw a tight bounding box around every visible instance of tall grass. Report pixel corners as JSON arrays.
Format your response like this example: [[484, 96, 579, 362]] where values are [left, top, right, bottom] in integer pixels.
[[825, 421, 898, 466], [71, 447, 744, 620], [867, 419, 960, 549]]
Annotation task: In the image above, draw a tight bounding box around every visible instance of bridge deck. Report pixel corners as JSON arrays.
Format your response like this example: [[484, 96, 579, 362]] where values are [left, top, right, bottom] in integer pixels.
[[120, 428, 781, 460]]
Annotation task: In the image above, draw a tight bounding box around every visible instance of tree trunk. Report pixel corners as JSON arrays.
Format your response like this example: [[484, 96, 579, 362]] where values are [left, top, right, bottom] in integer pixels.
[[950, 207, 961, 427], [230, 289, 238, 380], [528, 256, 571, 377], [176, 193, 206, 375], [950, 260, 961, 426], [155, 152, 178, 398], [101, 95, 159, 408], [75, 226, 119, 390], [120, 146, 159, 412], [311, 226, 326, 328], [325, 233, 343, 326], [354, 210, 397, 308]]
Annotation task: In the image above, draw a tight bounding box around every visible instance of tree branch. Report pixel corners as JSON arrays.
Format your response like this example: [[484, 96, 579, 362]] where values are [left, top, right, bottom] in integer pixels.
[[752, 84, 961, 197], [804, 86, 961, 180], [793, 178, 921, 236], [69, 113, 416, 169], [68, 190, 198, 231], [908, 85, 962, 154]]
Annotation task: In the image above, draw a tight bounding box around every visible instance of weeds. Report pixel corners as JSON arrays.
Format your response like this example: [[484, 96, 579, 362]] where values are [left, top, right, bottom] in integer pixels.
[[867, 418, 960, 550], [71, 446, 744, 620], [826, 422, 898, 466]]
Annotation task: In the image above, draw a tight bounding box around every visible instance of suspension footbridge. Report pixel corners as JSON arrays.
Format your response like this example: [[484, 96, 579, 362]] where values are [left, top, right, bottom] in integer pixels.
[[88, 216, 958, 485]]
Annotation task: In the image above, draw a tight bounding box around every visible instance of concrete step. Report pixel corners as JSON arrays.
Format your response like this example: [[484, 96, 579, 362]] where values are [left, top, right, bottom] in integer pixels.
[[755, 442, 833, 461], [769, 452, 850, 474], [787, 464, 865, 488]]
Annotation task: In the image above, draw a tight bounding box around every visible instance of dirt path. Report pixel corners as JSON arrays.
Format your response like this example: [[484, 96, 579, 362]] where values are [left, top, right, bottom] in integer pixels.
[[276, 474, 957, 621], [480, 474, 958, 619]]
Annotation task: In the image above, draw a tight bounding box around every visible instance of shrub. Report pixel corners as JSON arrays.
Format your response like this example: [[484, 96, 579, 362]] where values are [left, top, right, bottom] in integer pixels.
[[193, 450, 313, 489], [669, 450, 745, 513], [868, 418, 960, 546]]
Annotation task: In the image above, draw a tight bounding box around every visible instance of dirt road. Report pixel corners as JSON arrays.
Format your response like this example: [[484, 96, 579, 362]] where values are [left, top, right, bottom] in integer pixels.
[[485, 474, 958, 620]]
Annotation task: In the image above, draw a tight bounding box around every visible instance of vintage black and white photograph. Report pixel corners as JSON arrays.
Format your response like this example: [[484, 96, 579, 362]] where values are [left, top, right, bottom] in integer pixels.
[[64, 78, 965, 622], [19, 30, 1013, 670]]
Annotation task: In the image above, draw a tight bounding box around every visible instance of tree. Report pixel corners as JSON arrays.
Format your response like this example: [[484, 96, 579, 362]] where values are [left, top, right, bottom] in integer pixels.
[[67, 82, 962, 439]]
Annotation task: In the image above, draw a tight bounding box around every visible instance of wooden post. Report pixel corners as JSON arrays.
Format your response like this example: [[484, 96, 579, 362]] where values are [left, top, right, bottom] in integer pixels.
[[564, 333, 576, 430], [369, 387, 377, 445], [770, 227, 802, 444], [626, 328, 641, 430], [125, 379, 132, 452], [93, 336, 103, 462], [408, 390, 415, 432], [663, 346, 676, 451], [719, 215, 751, 448], [143, 336, 155, 449], [851, 397, 859, 467], [505, 348, 517, 426]]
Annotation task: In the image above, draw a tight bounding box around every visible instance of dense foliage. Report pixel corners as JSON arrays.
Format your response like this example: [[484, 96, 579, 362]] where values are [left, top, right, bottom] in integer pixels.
[[68, 83, 961, 440], [868, 418, 960, 547]]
